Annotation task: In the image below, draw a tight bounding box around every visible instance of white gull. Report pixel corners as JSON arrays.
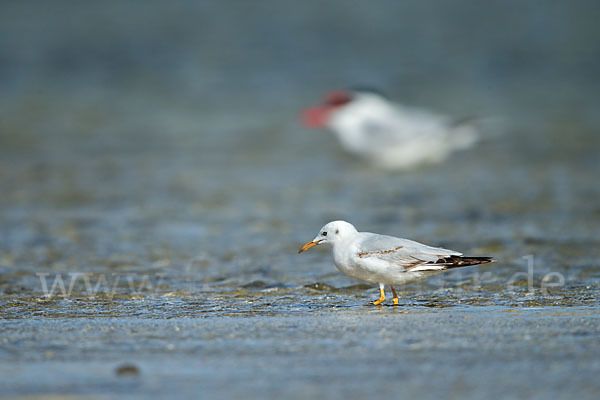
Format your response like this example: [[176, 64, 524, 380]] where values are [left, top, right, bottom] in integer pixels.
[[299, 220, 493, 305]]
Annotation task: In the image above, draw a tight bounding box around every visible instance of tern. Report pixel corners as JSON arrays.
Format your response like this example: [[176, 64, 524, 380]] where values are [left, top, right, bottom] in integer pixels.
[[301, 89, 480, 169]]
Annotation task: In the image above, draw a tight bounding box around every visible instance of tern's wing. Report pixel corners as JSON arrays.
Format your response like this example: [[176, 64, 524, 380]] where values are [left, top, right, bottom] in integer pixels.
[[357, 106, 446, 144], [355, 233, 462, 272], [393, 104, 480, 150], [358, 118, 406, 146]]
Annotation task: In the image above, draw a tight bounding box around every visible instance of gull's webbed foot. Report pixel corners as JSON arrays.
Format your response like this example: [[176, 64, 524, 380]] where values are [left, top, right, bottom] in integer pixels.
[[391, 286, 399, 306], [373, 284, 386, 305]]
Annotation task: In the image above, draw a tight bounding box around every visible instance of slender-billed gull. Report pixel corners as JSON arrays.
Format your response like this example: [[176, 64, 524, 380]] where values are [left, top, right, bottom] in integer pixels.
[[298, 220, 494, 305]]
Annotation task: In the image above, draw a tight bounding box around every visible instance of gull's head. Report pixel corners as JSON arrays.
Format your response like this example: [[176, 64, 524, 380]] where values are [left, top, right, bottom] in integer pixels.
[[298, 220, 358, 253]]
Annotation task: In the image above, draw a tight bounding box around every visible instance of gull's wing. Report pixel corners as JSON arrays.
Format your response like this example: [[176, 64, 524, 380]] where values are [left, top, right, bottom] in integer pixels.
[[355, 232, 462, 271]]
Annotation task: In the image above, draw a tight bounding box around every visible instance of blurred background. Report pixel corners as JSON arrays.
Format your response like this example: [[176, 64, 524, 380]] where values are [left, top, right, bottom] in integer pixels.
[[1, 1, 600, 398], [1, 0, 598, 286]]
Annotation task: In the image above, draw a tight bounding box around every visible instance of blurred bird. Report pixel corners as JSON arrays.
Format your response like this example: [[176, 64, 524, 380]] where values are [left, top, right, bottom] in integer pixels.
[[301, 88, 481, 169], [298, 220, 494, 305]]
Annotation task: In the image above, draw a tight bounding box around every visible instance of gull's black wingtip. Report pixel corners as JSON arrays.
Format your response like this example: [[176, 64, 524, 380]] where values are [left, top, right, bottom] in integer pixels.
[[437, 256, 495, 268]]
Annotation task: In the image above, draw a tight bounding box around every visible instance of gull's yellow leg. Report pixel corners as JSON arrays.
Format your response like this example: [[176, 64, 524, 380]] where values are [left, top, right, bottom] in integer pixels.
[[391, 286, 399, 306], [373, 283, 385, 305]]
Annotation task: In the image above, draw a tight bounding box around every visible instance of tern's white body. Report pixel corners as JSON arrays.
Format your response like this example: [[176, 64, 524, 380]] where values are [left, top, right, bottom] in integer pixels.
[[329, 94, 478, 169], [302, 90, 480, 169], [299, 221, 493, 305]]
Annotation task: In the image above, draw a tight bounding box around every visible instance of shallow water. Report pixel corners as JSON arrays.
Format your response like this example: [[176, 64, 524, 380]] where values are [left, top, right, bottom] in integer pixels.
[[1, 1, 600, 399]]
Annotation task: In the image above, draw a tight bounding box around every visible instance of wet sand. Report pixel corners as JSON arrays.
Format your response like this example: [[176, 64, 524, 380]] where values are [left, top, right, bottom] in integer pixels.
[[2, 305, 599, 399]]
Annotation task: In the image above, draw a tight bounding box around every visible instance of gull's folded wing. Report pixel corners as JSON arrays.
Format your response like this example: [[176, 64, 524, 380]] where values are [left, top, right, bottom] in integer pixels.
[[355, 232, 462, 271]]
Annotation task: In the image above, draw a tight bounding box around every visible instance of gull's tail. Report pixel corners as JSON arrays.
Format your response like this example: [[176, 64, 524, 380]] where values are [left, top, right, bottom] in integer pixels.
[[436, 256, 495, 268]]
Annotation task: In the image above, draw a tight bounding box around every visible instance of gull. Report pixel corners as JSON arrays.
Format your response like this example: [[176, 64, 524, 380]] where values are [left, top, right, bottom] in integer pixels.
[[301, 88, 480, 169], [298, 220, 493, 305]]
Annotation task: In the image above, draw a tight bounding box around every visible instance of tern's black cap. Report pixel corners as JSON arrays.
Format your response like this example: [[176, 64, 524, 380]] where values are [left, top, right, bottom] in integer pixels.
[[347, 86, 388, 99]]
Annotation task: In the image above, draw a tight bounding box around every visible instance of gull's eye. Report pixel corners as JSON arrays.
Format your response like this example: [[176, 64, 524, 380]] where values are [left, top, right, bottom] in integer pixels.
[[322, 232, 327, 237]]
